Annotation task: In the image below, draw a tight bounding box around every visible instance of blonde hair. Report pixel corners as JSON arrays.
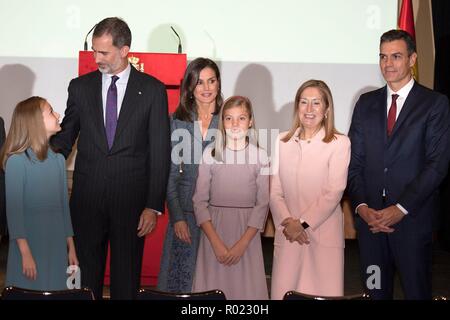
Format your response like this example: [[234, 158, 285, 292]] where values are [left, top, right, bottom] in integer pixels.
[[213, 95, 258, 162], [1, 96, 49, 169], [282, 79, 340, 143]]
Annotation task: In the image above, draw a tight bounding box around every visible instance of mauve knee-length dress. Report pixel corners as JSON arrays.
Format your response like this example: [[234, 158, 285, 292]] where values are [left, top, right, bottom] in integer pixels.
[[5, 149, 74, 290], [192, 144, 269, 300]]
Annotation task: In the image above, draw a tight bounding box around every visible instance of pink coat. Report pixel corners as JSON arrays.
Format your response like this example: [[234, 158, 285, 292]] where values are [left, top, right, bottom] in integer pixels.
[[270, 128, 351, 299]]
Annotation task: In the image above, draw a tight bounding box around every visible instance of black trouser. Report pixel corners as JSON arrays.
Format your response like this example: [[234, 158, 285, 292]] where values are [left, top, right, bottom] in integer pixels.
[[356, 215, 432, 300], [71, 187, 145, 300]]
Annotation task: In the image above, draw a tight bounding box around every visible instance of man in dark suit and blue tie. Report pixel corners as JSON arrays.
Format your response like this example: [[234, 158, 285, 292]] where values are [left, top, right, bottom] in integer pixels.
[[348, 29, 450, 299], [51, 17, 170, 299]]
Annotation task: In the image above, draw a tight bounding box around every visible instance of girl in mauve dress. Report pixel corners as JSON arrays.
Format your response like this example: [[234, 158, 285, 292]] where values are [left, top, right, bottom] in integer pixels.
[[192, 96, 269, 300]]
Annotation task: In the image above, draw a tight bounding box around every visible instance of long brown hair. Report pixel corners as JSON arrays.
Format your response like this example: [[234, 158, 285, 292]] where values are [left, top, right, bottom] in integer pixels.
[[174, 57, 223, 122], [282, 79, 340, 143], [0, 96, 49, 169]]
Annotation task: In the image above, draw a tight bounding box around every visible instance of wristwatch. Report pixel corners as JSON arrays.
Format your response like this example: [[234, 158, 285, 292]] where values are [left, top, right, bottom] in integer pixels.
[[301, 221, 310, 229]]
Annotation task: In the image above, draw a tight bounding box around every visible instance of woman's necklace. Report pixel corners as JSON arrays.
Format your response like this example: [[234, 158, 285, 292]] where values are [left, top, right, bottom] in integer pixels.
[[301, 127, 322, 144], [198, 112, 212, 121]]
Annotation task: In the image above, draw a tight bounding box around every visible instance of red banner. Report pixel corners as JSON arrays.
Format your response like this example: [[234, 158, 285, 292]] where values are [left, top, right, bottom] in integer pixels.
[[398, 0, 415, 39]]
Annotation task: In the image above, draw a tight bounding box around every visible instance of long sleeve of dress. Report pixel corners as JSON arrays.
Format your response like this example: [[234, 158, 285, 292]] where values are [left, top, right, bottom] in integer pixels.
[[5, 155, 27, 240], [58, 155, 74, 237], [269, 137, 292, 228], [248, 151, 270, 231], [166, 118, 186, 224], [192, 156, 213, 226]]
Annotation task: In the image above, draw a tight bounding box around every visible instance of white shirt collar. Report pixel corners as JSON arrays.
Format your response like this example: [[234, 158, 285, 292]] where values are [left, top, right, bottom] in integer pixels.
[[102, 63, 131, 84], [387, 77, 415, 100]]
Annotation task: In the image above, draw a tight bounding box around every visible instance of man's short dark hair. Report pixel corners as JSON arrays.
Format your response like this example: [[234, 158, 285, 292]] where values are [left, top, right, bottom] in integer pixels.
[[93, 17, 131, 48], [380, 29, 416, 56]]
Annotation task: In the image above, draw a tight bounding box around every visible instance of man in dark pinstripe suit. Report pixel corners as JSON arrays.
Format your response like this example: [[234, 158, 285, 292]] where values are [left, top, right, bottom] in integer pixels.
[[51, 17, 170, 300]]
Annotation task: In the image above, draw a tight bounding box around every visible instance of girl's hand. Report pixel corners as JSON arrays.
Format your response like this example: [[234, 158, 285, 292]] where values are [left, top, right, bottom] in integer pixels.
[[68, 248, 79, 267], [67, 237, 79, 271], [22, 252, 37, 280], [223, 240, 248, 266], [211, 241, 229, 264]]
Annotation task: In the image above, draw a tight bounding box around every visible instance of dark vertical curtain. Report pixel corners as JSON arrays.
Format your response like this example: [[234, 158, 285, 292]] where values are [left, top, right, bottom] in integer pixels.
[[433, 0, 450, 250]]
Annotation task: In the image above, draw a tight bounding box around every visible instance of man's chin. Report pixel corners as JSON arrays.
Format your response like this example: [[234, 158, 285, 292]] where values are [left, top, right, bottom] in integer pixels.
[[97, 66, 110, 74]]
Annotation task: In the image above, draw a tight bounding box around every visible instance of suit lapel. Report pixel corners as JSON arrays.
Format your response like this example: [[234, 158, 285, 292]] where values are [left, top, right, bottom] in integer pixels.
[[185, 120, 200, 145], [374, 86, 388, 145], [204, 114, 219, 144], [188, 113, 219, 144], [388, 82, 419, 143], [185, 112, 201, 144], [114, 66, 141, 142], [89, 71, 109, 151]]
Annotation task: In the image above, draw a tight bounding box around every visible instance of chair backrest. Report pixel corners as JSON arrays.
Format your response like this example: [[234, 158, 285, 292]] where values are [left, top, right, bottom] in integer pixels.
[[1, 286, 95, 300], [283, 290, 370, 300], [137, 288, 226, 300]]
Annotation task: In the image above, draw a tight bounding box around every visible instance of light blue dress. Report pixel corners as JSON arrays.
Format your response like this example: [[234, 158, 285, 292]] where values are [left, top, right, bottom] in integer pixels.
[[5, 148, 74, 290]]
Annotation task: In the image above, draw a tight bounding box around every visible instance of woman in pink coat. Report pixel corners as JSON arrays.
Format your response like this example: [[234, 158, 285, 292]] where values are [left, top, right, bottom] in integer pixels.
[[270, 79, 351, 299]]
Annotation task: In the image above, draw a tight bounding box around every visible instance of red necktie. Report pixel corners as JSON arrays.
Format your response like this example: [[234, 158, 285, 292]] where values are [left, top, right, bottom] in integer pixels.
[[387, 94, 399, 136]]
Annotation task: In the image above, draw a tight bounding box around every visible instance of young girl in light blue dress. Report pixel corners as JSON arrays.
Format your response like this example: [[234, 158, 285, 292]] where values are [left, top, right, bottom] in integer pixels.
[[1, 96, 78, 290]]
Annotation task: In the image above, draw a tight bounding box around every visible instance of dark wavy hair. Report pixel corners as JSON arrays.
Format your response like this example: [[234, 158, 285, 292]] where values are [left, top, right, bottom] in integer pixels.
[[174, 58, 223, 122]]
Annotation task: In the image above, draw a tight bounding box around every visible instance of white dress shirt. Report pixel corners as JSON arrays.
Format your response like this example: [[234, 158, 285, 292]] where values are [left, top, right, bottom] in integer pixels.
[[101, 63, 131, 123], [386, 77, 415, 120]]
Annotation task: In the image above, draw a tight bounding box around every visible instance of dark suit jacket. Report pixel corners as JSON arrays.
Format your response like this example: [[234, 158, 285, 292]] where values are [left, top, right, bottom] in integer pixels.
[[348, 82, 450, 233], [51, 65, 170, 216], [0, 117, 6, 235]]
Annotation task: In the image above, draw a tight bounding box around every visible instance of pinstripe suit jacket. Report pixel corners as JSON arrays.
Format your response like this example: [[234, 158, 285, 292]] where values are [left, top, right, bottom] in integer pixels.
[[51, 65, 170, 216]]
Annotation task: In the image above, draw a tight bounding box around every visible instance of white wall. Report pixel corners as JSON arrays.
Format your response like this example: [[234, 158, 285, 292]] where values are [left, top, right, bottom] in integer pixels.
[[0, 0, 396, 168]]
